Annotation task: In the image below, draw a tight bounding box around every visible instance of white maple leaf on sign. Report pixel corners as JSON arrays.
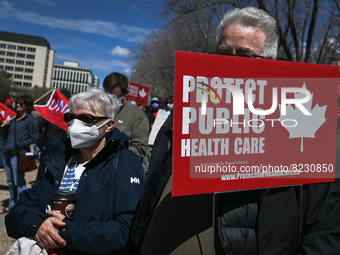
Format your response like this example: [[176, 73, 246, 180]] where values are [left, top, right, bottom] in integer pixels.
[[139, 88, 146, 98], [278, 83, 327, 152]]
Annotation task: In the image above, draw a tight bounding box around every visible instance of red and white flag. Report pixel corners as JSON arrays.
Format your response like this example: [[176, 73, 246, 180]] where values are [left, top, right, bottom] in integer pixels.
[[34, 89, 70, 131], [0, 103, 16, 122]]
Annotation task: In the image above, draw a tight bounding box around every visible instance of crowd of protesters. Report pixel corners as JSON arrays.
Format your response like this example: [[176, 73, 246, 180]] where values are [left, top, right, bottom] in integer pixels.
[[0, 5, 340, 255]]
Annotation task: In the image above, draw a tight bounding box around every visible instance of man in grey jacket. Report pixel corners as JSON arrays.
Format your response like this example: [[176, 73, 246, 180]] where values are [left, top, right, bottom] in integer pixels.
[[103, 72, 149, 161]]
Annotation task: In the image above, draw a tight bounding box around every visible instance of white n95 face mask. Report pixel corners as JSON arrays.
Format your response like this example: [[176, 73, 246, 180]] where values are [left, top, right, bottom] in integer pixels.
[[68, 119, 110, 149]]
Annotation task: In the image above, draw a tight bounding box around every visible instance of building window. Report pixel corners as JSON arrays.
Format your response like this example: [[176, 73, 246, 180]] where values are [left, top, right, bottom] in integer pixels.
[[18, 46, 26, 51], [26, 61, 34, 66], [27, 47, 36, 52], [0, 44, 6, 48], [6, 59, 15, 64], [5, 66, 13, 70], [16, 60, 25, 65], [14, 74, 23, 79], [0, 58, 4, 62], [23, 82, 32, 87], [24, 68, 33, 73], [7, 44, 16, 50], [0, 51, 5, 55], [6, 52, 15, 57], [17, 53, 25, 58], [15, 67, 24, 72], [26, 54, 35, 59], [0, 65, 3, 69], [13, 81, 22, 86], [24, 75, 32, 80]]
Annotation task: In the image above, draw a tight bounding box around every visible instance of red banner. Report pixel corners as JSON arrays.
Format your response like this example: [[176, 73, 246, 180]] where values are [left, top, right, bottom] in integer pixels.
[[34, 89, 70, 131], [0, 103, 16, 122], [128, 82, 150, 105], [173, 51, 339, 197]]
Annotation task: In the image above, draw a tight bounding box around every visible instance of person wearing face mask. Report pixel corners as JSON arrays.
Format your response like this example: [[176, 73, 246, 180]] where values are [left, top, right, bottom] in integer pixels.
[[164, 96, 174, 112], [144, 97, 164, 132], [103, 72, 149, 161], [150, 97, 161, 116], [5, 89, 146, 255]]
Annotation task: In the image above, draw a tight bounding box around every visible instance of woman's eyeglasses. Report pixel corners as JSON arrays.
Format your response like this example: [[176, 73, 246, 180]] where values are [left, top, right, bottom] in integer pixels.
[[64, 113, 108, 124], [16, 102, 25, 106], [218, 52, 266, 59]]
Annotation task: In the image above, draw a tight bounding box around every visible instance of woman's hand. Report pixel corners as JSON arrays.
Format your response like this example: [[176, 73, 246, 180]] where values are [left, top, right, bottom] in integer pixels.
[[47, 210, 66, 221], [35, 216, 66, 249]]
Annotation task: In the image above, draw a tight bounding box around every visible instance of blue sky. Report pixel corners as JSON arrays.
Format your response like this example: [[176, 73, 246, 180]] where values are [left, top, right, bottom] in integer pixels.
[[0, 0, 164, 89]]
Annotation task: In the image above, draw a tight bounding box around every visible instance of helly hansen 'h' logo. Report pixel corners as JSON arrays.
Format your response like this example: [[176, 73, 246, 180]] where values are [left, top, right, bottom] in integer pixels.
[[130, 177, 140, 184]]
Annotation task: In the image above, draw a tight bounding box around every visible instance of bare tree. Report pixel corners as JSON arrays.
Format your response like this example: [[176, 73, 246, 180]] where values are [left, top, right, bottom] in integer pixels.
[[130, 0, 218, 97], [129, 0, 340, 96]]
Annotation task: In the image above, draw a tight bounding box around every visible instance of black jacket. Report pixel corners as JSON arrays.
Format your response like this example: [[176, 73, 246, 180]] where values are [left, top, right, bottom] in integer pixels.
[[130, 112, 340, 255]]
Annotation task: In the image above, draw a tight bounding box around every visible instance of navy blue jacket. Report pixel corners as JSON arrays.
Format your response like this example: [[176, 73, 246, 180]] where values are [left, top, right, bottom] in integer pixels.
[[4, 113, 39, 155], [5, 128, 146, 254]]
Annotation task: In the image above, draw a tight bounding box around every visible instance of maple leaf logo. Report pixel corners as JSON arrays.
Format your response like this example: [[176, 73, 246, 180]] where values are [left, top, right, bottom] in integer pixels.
[[139, 88, 146, 98], [278, 83, 327, 152]]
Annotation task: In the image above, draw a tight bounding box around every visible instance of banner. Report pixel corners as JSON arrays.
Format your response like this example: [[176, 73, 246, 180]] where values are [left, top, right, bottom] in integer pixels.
[[148, 109, 171, 145], [34, 89, 70, 131], [128, 82, 150, 105], [0, 103, 16, 122], [173, 51, 339, 197]]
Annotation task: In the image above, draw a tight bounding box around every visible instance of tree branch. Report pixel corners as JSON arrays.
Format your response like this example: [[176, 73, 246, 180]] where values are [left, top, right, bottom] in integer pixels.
[[304, 0, 320, 62]]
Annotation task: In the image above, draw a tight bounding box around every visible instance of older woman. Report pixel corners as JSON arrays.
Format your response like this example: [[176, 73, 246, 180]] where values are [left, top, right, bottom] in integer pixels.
[[1, 95, 38, 214], [5, 89, 146, 254]]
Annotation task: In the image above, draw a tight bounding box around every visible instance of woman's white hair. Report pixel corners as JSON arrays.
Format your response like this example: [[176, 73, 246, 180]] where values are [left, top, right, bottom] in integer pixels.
[[215, 7, 278, 59], [69, 88, 119, 119]]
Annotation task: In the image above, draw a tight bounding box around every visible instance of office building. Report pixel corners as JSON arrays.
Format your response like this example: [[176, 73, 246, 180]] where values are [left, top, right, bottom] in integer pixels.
[[51, 61, 95, 94], [93, 76, 100, 89], [0, 31, 55, 88]]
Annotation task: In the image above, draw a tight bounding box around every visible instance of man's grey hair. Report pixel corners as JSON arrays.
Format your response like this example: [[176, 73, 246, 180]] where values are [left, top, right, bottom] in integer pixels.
[[69, 88, 119, 119], [216, 7, 278, 59]]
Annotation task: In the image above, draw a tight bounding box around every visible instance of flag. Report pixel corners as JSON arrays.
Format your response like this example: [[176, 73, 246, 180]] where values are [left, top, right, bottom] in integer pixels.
[[0, 103, 16, 122], [34, 89, 70, 131]]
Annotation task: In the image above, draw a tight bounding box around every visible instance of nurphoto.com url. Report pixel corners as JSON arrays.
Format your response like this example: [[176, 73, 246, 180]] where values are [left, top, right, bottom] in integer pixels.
[[193, 163, 334, 180]]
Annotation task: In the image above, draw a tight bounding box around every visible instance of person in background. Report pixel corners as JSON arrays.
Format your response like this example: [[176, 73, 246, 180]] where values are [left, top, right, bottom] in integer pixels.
[[103, 72, 149, 161], [0, 126, 5, 172], [0, 95, 38, 214], [35, 115, 67, 179], [145, 97, 162, 131], [5, 89, 146, 254], [150, 97, 161, 117], [137, 103, 146, 112], [164, 96, 174, 112], [0, 99, 18, 172], [0, 99, 13, 172]]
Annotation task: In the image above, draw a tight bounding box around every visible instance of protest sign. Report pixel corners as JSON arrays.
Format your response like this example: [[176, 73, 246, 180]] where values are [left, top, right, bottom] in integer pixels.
[[173, 51, 339, 196], [148, 109, 171, 145], [128, 82, 150, 105]]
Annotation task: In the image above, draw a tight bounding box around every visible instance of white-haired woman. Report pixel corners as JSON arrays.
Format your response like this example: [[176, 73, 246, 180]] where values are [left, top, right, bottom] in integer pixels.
[[5, 89, 146, 254]]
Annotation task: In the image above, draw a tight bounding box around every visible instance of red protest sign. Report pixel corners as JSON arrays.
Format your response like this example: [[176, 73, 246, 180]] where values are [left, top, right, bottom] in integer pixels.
[[0, 103, 16, 122], [34, 89, 70, 131], [173, 51, 339, 197], [128, 82, 150, 105]]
